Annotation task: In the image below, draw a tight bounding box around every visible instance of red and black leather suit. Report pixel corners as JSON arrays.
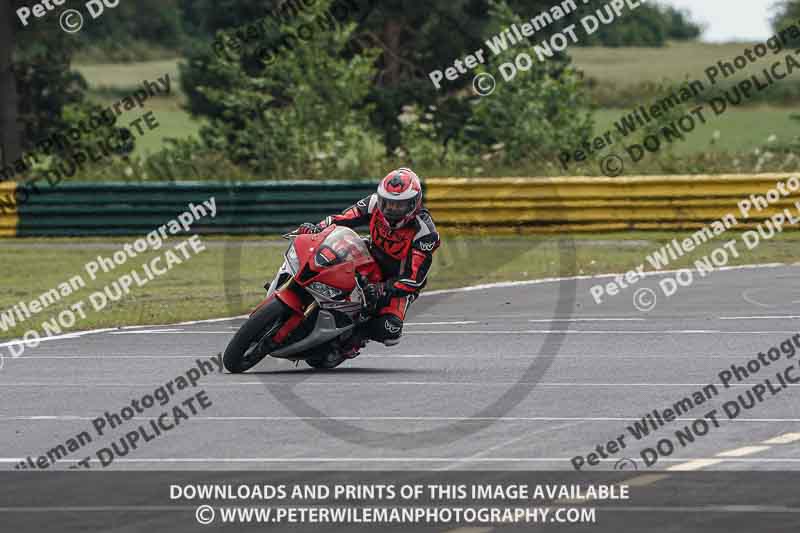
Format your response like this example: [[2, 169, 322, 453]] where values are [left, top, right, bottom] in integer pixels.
[[317, 193, 440, 344]]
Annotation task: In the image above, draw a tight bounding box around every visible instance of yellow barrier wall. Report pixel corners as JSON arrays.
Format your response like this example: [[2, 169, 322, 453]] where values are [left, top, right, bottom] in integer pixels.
[[5, 174, 799, 237], [426, 174, 800, 231], [0, 182, 18, 237]]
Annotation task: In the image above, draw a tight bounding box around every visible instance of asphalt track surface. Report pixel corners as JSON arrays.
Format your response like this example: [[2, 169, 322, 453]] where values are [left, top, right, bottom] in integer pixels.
[[3, 264, 800, 531], [4, 262, 800, 471]]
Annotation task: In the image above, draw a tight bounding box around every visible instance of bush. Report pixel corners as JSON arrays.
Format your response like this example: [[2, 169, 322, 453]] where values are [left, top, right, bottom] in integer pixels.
[[773, 1, 800, 45], [73, 0, 184, 61], [457, 59, 593, 165], [184, 1, 386, 178], [446, 1, 593, 166]]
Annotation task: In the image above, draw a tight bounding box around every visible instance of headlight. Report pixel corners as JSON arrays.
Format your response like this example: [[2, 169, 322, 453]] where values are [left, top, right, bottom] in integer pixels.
[[285, 244, 300, 274], [308, 281, 344, 299]]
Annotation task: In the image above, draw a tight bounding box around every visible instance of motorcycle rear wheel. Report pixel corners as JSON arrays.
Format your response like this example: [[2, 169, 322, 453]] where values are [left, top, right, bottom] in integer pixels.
[[223, 299, 286, 373]]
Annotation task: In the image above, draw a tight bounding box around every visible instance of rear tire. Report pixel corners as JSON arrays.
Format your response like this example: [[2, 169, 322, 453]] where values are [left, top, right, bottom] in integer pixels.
[[224, 299, 287, 373]]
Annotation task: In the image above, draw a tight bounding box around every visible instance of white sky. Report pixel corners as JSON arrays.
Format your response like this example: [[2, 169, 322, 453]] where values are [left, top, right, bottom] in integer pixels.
[[658, 0, 777, 42]]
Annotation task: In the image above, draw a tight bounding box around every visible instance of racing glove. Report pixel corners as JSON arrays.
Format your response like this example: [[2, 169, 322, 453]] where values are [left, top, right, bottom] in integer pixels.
[[363, 281, 392, 311], [297, 222, 322, 235]]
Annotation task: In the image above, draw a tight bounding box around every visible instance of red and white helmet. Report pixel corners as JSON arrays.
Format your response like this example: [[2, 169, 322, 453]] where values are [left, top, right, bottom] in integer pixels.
[[376, 168, 422, 229]]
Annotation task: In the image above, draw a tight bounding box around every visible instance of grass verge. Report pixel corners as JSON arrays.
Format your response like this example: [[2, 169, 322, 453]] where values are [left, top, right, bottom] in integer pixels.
[[2, 231, 800, 342], [593, 106, 798, 156]]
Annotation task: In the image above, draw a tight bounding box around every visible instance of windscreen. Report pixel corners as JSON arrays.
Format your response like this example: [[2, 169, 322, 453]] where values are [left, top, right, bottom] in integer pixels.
[[317, 226, 371, 265]]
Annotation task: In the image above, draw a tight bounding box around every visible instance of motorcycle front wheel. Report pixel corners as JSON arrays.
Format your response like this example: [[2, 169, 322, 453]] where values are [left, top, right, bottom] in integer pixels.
[[305, 350, 346, 369], [223, 299, 287, 373]]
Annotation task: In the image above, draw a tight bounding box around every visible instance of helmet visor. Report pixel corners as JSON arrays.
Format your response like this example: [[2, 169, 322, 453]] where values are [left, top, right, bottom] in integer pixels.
[[378, 196, 416, 224]]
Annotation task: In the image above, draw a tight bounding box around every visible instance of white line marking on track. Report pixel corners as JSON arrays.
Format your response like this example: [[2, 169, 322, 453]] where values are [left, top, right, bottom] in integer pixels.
[[5, 353, 774, 360], [437, 421, 585, 472], [720, 315, 800, 320], [1, 457, 798, 464], [422, 262, 788, 296], [106, 331, 231, 335], [763, 432, 800, 444], [97, 328, 800, 336], [406, 329, 800, 334], [1, 262, 794, 347], [129, 316, 249, 330], [666, 459, 725, 471], [405, 321, 479, 326], [370, 353, 790, 359], [623, 474, 670, 487], [12, 356, 202, 359], [1, 381, 796, 388], [5, 416, 800, 422], [175, 316, 247, 325], [715, 446, 771, 457], [109, 329, 185, 335], [528, 318, 645, 322], [0, 328, 117, 350], [610, 505, 800, 513], [0, 506, 193, 512], [668, 431, 796, 471]]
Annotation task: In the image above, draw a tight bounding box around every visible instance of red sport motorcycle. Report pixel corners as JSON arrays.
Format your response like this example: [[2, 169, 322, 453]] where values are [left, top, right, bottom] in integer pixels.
[[223, 225, 382, 372]]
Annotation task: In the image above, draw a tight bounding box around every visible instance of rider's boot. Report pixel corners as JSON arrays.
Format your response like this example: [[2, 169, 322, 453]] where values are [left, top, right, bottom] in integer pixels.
[[340, 329, 367, 359], [341, 339, 367, 359]]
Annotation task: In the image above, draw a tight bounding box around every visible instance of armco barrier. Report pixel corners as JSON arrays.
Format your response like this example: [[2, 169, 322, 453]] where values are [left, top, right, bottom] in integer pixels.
[[0, 181, 18, 238], [0, 174, 797, 237], [3, 181, 375, 237], [427, 174, 800, 233]]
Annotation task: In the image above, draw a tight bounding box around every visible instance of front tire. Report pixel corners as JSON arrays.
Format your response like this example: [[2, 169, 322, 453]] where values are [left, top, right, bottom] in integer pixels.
[[224, 299, 287, 373], [305, 351, 346, 369]]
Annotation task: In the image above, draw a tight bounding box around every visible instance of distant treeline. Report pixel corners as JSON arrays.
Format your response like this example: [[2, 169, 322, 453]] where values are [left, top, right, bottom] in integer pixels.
[[69, 0, 702, 61], [4, 0, 798, 183], [774, 0, 800, 40]]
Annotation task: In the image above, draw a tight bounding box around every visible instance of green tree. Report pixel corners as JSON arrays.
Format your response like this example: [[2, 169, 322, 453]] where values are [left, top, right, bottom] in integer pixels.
[[664, 6, 703, 40], [1, 1, 84, 177], [451, 0, 593, 165], [1, 1, 141, 183], [353, 0, 490, 154], [177, 0, 593, 175], [0, 1, 21, 171], [185, 0, 384, 178], [773, 0, 800, 42], [74, 0, 183, 61], [553, 1, 701, 47]]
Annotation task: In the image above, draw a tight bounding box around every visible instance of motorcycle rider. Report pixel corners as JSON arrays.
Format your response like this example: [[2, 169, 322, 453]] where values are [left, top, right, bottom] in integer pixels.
[[296, 168, 440, 357]]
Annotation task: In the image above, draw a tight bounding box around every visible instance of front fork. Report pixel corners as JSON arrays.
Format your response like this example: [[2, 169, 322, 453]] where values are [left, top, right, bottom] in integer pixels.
[[269, 279, 317, 344]]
